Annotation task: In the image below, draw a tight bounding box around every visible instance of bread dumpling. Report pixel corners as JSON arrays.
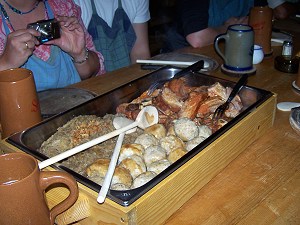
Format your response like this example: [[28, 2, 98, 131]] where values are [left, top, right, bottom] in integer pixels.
[[134, 133, 159, 149], [160, 134, 185, 155], [110, 183, 130, 191], [86, 158, 133, 187], [173, 118, 198, 141], [198, 125, 212, 138], [131, 171, 157, 189], [168, 147, 187, 163], [167, 125, 176, 136], [147, 159, 171, 174], [186, 136, 206, 151], [118, 143, 144, 163], [144, 124, 167, 139], [86, 158, 109, 178], [119, 155, 146, 179], [143, 145, 167, 166]]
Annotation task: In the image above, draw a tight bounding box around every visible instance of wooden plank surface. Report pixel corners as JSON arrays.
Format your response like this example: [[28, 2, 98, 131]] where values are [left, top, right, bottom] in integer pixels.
[[161, 25, 300, 224]]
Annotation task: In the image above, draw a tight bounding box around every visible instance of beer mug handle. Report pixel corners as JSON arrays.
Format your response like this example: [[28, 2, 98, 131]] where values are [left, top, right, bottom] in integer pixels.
[[214, 34, 228, 65], [40, 171, 79, 225]]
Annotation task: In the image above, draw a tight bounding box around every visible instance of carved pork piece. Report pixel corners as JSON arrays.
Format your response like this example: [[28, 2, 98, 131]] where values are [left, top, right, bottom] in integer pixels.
[[178, 91, 207, 119]]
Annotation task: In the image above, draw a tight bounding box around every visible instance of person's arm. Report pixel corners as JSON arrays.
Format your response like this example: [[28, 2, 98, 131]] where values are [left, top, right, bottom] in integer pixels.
[[273, 2, 298, 19], [186, 16, 249, 48], [186, 27, 226, 48], [130, 22, 151, 63], [50, 16, 101, 79], [0, 29, 40, 71], [70, 48, 100, 80]]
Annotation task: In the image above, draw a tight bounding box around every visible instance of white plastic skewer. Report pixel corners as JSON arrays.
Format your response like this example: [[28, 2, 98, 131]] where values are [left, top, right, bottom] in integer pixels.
[[136, 59, 195, 66], [136, 59, 210, 68], [271, 38, 285, 44], [97, 117, 136, 203], [97, 132, 125, 203]]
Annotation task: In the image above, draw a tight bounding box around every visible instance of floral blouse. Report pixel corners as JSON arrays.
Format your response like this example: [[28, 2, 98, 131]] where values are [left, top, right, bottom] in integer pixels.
[[0, 0, 105, 75]]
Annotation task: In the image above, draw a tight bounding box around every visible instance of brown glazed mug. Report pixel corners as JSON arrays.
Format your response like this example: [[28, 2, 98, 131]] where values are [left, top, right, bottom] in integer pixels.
[[249, 6, 273, 56], [0, 68, 42, 138], [0, 152, 79, 225]]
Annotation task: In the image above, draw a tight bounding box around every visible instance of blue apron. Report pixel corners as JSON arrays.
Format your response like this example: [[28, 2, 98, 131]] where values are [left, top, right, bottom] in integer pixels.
[[1, 0, 81, 91], [87, 0, 136, 72]]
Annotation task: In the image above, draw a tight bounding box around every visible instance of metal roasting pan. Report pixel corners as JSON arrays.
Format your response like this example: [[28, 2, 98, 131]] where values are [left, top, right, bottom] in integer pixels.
[[7, 66, 273, 206]]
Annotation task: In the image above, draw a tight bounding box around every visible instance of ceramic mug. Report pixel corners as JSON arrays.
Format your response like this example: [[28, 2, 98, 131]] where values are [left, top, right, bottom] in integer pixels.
[[0, 68, 42, 138], [214, 24, 254, 72], [249, 6, 273, 56], [295, 61, 300, 88], [0, 152, 79, 225], [252, 45, 264, 64]]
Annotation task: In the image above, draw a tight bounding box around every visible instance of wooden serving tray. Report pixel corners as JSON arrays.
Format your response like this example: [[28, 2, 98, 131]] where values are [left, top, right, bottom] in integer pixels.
[[0, 93, 277, 225]]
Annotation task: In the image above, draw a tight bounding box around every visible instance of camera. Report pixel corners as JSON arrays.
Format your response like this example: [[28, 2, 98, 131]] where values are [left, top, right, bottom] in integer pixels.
[[27, 19, 60, 44]]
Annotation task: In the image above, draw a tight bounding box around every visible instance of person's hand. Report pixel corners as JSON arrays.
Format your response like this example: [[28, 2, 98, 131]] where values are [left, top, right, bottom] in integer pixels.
[[0, 29, 40, 69], [225, 16, 249, 27], [47, 16, 87, 61]]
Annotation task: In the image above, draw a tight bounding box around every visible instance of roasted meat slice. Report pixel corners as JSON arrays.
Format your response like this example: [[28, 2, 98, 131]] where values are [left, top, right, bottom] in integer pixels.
[[197, 97, 224, 118], [178, 91, 207, 119], [166, 78, 196, 98], [225, 95, 243, 118], [161, 87, 183, 112], [116, 103, 140, 120], [207, 82, 227, 100]]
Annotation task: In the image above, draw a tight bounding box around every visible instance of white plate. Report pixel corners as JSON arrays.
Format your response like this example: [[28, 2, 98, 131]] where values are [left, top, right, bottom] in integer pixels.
[[150, 52, 219, 73], [290, 106, 300, 136]]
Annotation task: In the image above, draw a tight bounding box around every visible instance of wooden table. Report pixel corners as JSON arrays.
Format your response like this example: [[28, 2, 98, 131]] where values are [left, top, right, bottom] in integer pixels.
[[162, 52, 300, 224], [69, 35, 300, 224], [1, 21, 298, 224]]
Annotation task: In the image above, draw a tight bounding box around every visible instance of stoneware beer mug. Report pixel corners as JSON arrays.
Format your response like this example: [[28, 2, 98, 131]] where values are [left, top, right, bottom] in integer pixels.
[[0, 152, 79, 225], [249, 6, 273, 56], [0, 68, 42, 138], [214, 24, 254, 72]]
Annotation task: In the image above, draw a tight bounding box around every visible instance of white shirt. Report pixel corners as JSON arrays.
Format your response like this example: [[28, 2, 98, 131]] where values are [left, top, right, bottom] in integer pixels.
[[73, 0, 150, 28]]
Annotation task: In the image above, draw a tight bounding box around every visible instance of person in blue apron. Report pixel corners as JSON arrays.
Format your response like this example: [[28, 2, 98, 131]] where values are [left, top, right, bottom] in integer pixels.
[[163, 0, 266, 52], [74, 0, 150, 72], [0, 0, 104, 91]]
